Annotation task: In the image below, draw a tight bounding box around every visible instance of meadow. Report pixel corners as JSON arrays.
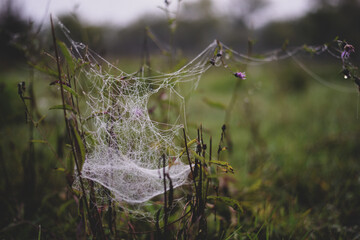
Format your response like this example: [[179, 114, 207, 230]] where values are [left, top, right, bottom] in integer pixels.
[[1, 1, 360, 237], [1, 37, 360, 239]]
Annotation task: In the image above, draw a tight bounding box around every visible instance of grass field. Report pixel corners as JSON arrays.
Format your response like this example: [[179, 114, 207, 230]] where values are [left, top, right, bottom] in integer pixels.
[[187, 60, 360, 239], [1, 50, 360, 239]]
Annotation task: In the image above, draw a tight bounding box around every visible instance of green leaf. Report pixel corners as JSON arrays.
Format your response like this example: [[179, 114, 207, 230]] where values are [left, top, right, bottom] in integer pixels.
[[72, 127, 85, 172], [57, 40, 75, 73], [178, 138, 198, 158], [303, 44, 316, 54], [56, 83, 79, 98], [57, 199, 75, 217], [301, 209, 311, 218], [189, 149, 206, 163], [29, 62, 58, 78], [225, 49, 233, 58], [207, 195, 243, 212], [37, 224, 41, 240], [282, 39, 289, 51], [49, 104, 77, 114], [54, 167, 65, 172], [35, 114, 47, 127], [66, 156, 75, 176], [30, 139, 48, 144], [173, 58, 188, 71], [248, 179, 262, 192], [203, 98, 226, 110], [209, 160, 234, 174], [168, 18, 176, 26]]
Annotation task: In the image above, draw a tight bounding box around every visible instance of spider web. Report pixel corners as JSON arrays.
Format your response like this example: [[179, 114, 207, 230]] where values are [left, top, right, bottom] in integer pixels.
[[56, 21, 356, 211], [78, 44, 217, 204], [62, 26, 219, 205]]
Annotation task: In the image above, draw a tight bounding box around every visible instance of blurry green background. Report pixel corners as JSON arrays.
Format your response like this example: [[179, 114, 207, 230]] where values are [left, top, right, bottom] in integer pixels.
[[1, 0, 360, 238]]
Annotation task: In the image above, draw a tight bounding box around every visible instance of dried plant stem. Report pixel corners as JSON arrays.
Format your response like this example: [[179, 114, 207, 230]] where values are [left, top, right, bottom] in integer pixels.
[[224, 39, 253, 154], [224, 80, 241, 153], [163, 154, 168, 232], [50, 15, 106, 239], [183, 128, 197, 190]]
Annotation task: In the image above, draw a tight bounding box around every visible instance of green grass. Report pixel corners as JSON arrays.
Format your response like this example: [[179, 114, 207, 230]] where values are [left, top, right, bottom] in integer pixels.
[[1, 56, 360, 239], [186, 60, 360, 238]]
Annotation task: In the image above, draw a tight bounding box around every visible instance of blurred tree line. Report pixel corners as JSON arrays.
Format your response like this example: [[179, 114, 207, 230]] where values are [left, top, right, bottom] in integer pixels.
[[258, 0, 360, 51], [0, 0, 30, 71], [1, 0, 360, 68]]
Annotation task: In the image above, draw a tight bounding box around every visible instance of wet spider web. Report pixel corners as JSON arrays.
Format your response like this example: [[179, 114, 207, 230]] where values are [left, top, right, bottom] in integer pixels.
[[56, 21, 357, 215]]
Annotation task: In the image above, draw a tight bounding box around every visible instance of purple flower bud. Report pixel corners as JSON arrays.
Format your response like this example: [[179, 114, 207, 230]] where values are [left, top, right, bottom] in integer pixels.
[[344, 44, 355, 53], [234, 72, 246, 79], [341, 44, 355, 61]]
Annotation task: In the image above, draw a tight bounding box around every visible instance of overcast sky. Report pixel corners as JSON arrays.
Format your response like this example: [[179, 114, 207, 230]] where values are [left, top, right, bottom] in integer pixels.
[[8, 0, 313, 28]]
